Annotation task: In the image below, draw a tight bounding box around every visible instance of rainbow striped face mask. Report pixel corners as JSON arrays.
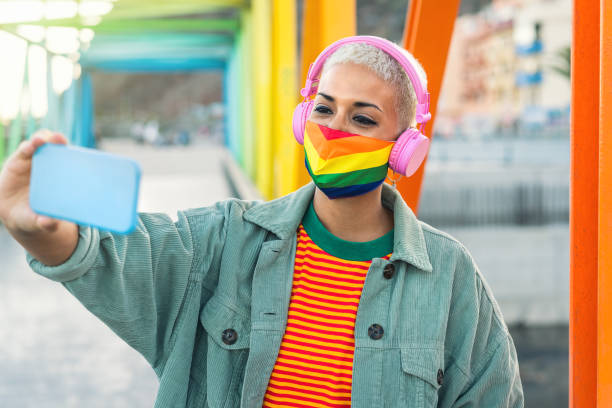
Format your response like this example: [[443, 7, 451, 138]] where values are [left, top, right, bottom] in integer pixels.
[[304, 120, 394, 199]]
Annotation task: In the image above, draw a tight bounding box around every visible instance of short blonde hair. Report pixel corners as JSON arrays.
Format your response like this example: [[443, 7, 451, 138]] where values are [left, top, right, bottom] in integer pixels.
[[321, 42, 427, 132]]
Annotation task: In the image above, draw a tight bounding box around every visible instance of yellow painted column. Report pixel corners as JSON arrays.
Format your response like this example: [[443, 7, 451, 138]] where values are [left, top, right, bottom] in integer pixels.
[[252, 0, 273, 198], [598, 0, 612, 404], [294, 0, 356, 189], [271, 0, 298, 198]]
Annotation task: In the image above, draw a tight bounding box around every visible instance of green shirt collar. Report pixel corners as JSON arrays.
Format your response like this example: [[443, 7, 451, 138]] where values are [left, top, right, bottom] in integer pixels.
[[301, 200, 393, 261], [243, 182, 434, 273]]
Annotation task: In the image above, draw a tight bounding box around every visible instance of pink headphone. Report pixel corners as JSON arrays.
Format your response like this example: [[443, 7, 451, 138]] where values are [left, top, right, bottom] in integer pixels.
[[292, 35, 432, 177]]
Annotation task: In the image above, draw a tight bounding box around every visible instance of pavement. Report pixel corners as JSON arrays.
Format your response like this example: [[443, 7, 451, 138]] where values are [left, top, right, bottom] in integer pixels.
[[509, 325, 568, 407], [0, 139, 568, 407]]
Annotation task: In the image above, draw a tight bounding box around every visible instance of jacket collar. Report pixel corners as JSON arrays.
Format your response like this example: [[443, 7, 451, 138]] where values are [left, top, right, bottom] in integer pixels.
[[243, 182, 433, 273]]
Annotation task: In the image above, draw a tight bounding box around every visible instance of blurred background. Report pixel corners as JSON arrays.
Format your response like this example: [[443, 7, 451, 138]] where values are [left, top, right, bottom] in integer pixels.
[[0, 0, 569, 406]]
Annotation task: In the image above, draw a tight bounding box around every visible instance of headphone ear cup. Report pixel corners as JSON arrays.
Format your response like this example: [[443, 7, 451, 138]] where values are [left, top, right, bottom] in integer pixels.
[[388, 129, 431, 177], [292, 100, 314, 145]]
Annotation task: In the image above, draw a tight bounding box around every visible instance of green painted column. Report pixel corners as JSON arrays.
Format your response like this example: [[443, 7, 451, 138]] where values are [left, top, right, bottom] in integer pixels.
[[8, 116, 23, 155], [239, 8, 256, 180], [0, 123, 6, 166], [252, 0, 273, 198], [26, 115, 36, 140]]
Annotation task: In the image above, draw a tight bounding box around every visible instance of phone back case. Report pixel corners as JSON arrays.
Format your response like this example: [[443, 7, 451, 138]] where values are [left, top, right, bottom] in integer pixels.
[[30, 144, 141, 234]]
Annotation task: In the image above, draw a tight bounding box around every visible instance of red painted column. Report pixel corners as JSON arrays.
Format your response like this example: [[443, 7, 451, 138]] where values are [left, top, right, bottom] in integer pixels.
[[597, 0, 612, 405], [569, 0, 599, 406], [396, 0, 461, 214]]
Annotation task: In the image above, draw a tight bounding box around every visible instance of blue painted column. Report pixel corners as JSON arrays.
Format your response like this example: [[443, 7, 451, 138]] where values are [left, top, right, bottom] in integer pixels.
[[225, 32, 242, 163]]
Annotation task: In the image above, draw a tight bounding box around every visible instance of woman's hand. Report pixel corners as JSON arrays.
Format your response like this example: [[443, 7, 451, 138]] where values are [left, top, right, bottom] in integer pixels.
[[0, 130, 78, 266], [0, 130, 70, 233]]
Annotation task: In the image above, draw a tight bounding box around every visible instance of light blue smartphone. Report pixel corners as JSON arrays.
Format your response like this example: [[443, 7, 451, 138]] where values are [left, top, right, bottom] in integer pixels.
[[30, 144, 141, 234]]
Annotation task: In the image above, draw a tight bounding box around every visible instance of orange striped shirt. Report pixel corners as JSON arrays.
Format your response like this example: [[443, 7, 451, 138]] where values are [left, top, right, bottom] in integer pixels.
[[263, 203, 393, 408]]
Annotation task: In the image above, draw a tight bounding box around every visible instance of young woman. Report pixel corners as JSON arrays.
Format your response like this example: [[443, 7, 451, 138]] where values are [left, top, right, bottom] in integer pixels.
[[0, 36, 523, 407]]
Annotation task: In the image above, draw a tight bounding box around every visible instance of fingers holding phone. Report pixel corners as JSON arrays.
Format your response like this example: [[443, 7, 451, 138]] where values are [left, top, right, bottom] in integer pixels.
[[0, 130, 69, 233]]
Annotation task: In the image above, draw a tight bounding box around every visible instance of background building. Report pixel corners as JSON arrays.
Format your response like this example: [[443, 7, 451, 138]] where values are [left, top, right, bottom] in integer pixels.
[[436, 0, 571, 140]]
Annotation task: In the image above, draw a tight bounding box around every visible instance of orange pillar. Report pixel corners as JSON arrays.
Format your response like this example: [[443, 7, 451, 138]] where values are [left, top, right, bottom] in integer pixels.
[[395, 0, 461, 214], [598, 0, 612, 404], [569, 0, 599, 406], [294, 0, 356, 188]]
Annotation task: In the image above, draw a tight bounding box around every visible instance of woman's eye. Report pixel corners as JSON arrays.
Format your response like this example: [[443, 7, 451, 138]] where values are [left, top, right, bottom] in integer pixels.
[[314, 105, 332, 114], [354, 115, 377, 126]]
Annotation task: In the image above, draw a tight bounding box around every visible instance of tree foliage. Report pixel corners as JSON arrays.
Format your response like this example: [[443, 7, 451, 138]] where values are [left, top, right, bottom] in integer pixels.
[[549, 46, 571, 80]]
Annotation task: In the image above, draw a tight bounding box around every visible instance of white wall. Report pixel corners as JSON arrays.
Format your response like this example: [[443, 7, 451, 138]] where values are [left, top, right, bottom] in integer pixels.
[[515, 0, 572, 109], [442, 223, 569, 326]]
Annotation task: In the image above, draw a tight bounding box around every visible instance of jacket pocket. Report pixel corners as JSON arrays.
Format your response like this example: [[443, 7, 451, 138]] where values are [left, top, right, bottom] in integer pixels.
[[200, 295, 251, 349], [198, 296, 251, 408], [399, 348, 443, 407]]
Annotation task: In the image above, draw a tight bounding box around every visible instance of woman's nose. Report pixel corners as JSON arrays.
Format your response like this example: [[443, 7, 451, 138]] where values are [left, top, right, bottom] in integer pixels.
[[327, 111, 350, 133]]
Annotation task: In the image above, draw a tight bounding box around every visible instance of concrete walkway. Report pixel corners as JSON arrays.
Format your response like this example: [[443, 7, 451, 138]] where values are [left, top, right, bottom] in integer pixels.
[[100, 139, 235, 220]]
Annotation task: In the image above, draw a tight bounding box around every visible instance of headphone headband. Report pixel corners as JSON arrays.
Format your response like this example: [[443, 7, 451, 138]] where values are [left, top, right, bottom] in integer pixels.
[[300, 35, 431, 124]]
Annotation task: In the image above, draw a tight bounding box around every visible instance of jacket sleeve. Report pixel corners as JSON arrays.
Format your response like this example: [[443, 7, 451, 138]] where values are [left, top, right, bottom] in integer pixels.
[[447, 246, 524, 408], [25, 205, 227, 371], [451, 332, 524, 407]]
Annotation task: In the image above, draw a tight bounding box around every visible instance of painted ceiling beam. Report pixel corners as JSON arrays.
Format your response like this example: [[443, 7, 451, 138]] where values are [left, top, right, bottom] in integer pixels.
[[80, 57, 226, 72], [89, 33, 234, 47], [1, 18, 239, 33], [0, 0, 247, 27]]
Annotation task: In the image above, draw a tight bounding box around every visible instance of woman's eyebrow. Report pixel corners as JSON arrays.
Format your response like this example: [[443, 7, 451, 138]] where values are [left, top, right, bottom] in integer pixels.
[[354, 101, 383, 112], [317, 92, 383, 112]]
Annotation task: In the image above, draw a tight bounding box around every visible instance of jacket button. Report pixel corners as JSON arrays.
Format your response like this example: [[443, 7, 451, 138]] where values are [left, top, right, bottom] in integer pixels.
[[437, 369, 444, 385], [383, 263, 395, 279], [222, 328, 238, 345], [368, 324, 384, 340]]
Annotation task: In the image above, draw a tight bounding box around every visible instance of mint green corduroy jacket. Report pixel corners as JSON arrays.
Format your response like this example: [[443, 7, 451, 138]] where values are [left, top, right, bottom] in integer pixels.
[[27, 182, 524, 408]]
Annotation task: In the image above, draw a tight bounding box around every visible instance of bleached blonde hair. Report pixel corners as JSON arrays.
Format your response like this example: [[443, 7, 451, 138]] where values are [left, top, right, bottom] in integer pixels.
[[321, 42, 428, 132]]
